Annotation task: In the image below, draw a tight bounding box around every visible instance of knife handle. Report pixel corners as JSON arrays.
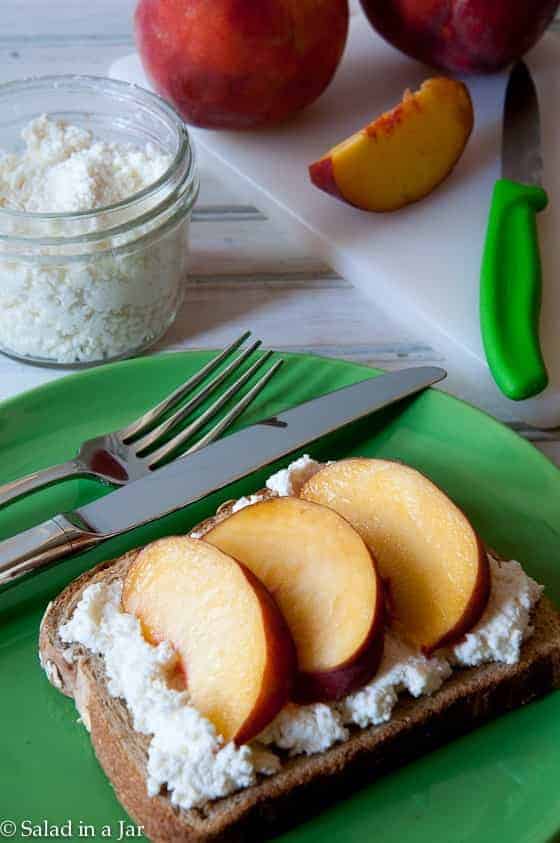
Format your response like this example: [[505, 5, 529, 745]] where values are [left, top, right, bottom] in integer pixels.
[[0, 515, 101, 588], [480, 178, 549, 401]]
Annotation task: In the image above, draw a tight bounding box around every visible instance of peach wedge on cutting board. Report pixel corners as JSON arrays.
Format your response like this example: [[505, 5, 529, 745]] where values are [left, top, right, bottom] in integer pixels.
[[309, 78, 474, 212], [204, 496, 384, 703], [300, 459, 490, 654], [122, 536, 296, 744]]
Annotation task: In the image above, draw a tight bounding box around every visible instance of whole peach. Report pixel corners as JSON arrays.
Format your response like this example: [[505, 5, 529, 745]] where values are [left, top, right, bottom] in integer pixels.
[[135, 0, 349, 129], [359, 0, 560, 73]]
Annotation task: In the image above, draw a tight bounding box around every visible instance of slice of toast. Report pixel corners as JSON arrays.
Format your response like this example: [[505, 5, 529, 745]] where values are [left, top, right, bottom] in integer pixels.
[[40, 549, 560, 843]]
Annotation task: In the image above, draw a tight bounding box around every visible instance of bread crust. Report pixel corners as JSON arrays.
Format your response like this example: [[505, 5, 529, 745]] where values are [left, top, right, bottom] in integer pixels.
[[39, 548, 560, 843]]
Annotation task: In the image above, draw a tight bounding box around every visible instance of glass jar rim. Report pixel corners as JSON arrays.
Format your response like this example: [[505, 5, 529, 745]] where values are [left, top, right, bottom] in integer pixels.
[[0, 74, 194, 223]]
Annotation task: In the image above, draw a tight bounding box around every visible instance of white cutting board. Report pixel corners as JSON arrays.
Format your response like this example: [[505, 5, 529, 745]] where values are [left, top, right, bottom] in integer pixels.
[[110, 2, 560, 428]]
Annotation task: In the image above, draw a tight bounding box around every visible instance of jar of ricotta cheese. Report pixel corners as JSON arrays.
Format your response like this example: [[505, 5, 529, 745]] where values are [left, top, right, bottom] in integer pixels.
[[0, 76, 199, 366]]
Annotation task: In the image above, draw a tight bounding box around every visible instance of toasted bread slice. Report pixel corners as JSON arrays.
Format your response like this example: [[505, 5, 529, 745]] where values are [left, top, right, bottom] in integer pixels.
[[39, 547, 560, 843]]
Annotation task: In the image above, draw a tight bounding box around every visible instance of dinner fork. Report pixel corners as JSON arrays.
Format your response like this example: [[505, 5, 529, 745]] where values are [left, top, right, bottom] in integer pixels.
[[0, 332, 283, 509]]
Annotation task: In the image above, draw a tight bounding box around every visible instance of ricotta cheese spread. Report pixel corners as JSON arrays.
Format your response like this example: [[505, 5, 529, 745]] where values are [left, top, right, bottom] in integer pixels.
[[0, 116, 190, 363], [450, 557, 543, 666], [265, 454, 324, 497], [231, 493, 265, 513], [341, 632, 452, 728], [54, 455, 544, 807], [259, 633, 451, 755], [260, 702, 350, 756]]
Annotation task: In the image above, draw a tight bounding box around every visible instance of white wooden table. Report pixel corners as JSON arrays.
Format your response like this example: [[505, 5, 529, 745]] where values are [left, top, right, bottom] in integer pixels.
[[1, 1, 559, 468]]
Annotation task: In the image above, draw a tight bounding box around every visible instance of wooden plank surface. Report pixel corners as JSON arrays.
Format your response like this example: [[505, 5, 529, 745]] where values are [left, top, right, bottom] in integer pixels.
[[0, 2, 558, 468]]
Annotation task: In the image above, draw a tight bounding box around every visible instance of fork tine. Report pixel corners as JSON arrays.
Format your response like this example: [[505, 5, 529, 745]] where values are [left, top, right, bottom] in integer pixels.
[[133, 339, 262, 454], [120, 330, 251, 441], [147, 352, 279, 469], [183, 360, 284, 457]]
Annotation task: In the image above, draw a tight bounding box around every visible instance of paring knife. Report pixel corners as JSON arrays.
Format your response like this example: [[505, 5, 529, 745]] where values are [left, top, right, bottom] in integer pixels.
[[0, 366, 445, 587], [480, 60, 549, 401]]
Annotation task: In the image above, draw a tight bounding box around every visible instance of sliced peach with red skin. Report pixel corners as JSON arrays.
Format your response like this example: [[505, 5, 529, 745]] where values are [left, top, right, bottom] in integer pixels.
[[203, 496, 385, 703], [309, 78, 474, 212], [122, 536, 296, 744], [300, 458, 489, 654]]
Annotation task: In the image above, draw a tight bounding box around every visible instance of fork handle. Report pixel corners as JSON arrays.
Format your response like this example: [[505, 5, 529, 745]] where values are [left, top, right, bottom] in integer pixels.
[[0, 459, 85, 509], [0, 514, 102, 587]]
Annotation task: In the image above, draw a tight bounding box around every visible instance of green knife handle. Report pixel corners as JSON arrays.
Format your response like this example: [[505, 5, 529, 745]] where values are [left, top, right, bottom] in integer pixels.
[[480, 178, 549, 400]]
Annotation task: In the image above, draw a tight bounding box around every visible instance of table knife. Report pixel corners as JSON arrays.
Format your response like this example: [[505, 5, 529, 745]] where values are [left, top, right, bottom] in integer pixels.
[[0, 366, 445, 587], [480, 60, 549, 401]]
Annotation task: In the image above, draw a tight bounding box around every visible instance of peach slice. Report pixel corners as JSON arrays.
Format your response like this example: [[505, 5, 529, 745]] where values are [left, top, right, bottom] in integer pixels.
[[122, 536, 296, 744], [203, 496, 384, 703], [309, 78, 474, 212], [300, 459, 489, 654]]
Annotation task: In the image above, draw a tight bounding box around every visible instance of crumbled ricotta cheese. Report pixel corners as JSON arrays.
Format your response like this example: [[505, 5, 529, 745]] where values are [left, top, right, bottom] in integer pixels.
[[341, 633, 451, 728], [258, 634, 450, 757], [260, 703, 348, 756], [0, 116, 170, 213], [202, 456, 323, 519], [450, 557, 543, 666], [213, 455, 323, 513], [59, 581, 270, 810], [265, 455, 323, 497], [0, 116, 190, 364], [231, 493, 265, 513]]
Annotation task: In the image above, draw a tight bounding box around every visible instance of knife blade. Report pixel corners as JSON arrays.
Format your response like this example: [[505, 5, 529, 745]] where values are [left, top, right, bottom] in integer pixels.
[[502, 61, 543, 188], [480, 60, 549, 401], [0, 365, 446, 586]]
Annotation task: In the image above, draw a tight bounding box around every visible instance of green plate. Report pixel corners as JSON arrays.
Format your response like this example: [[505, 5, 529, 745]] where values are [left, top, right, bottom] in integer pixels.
[[1, 351, 560, 843]]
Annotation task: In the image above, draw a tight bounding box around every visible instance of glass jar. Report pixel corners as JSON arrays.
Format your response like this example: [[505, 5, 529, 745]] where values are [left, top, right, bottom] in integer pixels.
[[0, 76, 199, 367]]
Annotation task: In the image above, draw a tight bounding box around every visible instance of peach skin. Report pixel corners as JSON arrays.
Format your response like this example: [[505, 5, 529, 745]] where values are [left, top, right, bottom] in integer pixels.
[[360, 0, 560, 75], [135, 0, 349, 129]]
